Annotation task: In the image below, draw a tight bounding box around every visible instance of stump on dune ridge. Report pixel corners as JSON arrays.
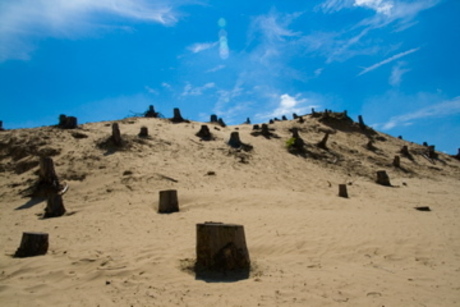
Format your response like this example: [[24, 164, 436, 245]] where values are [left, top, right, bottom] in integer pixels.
[[14, 232, 49, 258], [171, 108, 188, 123], [228, 132, 252, 151], [195, 222, 250, 280], [111, 123, 122, 146], [196, 125, 212, 141]]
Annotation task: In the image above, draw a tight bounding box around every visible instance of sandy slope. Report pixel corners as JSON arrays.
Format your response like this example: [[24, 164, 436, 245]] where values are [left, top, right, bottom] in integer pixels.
[[1, 113, 459, 306]]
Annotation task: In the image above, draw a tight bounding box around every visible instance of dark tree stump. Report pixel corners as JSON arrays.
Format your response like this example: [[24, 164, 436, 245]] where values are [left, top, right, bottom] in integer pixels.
[[367, 140, 376, 151], [261, 124, 270, 137], [196, 222, 250, 273], [393, 155, 401, 167], [244, 118, 251, 124], [14, 232, 49, 258], [293, 113, 298, 119], [210, 114, 218, 123], [0, 120, 4, 131], [338, 184, 348, 198], [455, 148, 460, 160], [252, 124, 260, 130], [358, 115, 366, 130], [398, 135, 403, 139], [171, 108, 185, 123], [158, 190, 179, 213], [36, 156, 61, 196], [138, 126, 149, 138], [111, 123, 122, 146], [423, 142, 428, 147], [58, 115, 78, 129], [427, 145, 437, 159], [196, 125, 212, 140], [317, 132, 329, 149], [218, 118, 226, 127], [44, 193, 66, 218], [281, 115, 288, 121], [145, 105, 158, 118], [376, 170, 391, 186], [269, 119, 274, 124], [289, 128, 305, 149], [228, 132, 242, 148], [297, 116, 305, 123]]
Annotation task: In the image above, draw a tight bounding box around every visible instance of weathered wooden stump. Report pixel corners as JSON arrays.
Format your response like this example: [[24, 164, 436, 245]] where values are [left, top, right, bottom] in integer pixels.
[[282, 115, 288, 121], [358, 115, 366, 130], [14, 232, 49, 257], [261, 124, 270, 137], [317, 132, 329, 149], [44, 193, 66, 218], [297, 116, 305, 123], [293, 113, 298, 119], [376, 170, 391, 186], [252, 124, 260, 130], [269, 119, 274, 124], [37, 156, 61, 196], [0, 120, 4, 131], [228, 132, 242, 148], [393, 155, 401, 167], [158, 190, 179, 213], [111, 123, 122, 146], [400, 145, 409, 156], [244, 118, 251, 124], [367, 140, 376, 151], [427, 145, 437, 159], [138, 126, 149, 138], [145, 105, 158, 118], [338, 184, 348, 198], [289, 128, 305, 149], [423, 142, 428, 146], [171, 108, 185, 123], [210, 114, 218, 123], [196, 125, 212, 140], [455, 148, 460, 160], [196, 222, 250, 274], [58, 115, 78, 129]]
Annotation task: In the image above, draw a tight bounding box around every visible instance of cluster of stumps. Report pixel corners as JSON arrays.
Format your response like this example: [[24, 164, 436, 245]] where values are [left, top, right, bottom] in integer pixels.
[[5, 105, 458, 280]]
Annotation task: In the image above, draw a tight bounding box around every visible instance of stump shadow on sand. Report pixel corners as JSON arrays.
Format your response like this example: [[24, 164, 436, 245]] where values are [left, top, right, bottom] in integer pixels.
[[15, 197, 46, 210]]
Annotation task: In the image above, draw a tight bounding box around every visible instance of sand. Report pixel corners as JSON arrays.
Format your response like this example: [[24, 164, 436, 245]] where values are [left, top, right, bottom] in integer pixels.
[[1, 113, 459, 306]]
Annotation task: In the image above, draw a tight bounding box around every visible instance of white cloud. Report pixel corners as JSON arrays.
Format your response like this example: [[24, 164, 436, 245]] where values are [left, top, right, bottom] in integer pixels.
[[354, 0, 394, 15], [206, 65, 226, 73], [187, 42, 218, 54], [389, 61, 410, 86], [145, 86, 159, 95], [358, 47, 419, 76], [380, 96, 460, 130], [161, 82, 172, 89], [181, 82, 215, 96], [259, 93, 319, 119], [0, 0, 182, 62]]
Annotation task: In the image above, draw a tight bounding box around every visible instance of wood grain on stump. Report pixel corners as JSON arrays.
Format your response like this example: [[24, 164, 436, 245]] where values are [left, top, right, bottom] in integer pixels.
[[196, 222, 250, 273], [376, 170, 391, 186], [338, 184, 348, 198], [14, 232, 49, 257], [158, 190, 179, 213]]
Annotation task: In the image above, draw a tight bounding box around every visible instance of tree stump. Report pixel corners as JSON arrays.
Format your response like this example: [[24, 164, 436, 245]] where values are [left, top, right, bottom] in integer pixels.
[[423, 142, 428, 146], [293, 113, 298, 119], [37, 156, 61, 196], [171, 108, 185, 123], [393, 155, 401, 167], [196, 222, 250, 273], [111, 123, 122, 146], [376, 170, 391, 186], [58, 115, 77, 129], [228, 132, 242, 148], [367, 140, 376, 151], [145, 105, 158, 118], [210, 114, 218, 123], [338, 184, 348, 198], [455, 148, 460, 160], [244, 118, 251, 124], [297, 116, 305, 123], [14, 232, 49, 257], [252, 124, 260, 130], [138, 126, 149, 138], [261, 124, 270, 137], [358, 115, 366, 130], [196, 125, 212, 140], [44, 193, 66, 218], [317, 132, 329, 149], [427, 145, 437, 159], [0, 120, 4, 131], [269, 119, 274, 124], [282, 115, 288, 121], [158, 190, 179, 213]]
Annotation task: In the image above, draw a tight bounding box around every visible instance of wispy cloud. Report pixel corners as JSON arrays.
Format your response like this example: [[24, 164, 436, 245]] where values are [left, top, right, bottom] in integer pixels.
[[380, 96, 460, 130], [181, 82, 215, 96], [358, 47, 419, 76], [206, 65, 226, 73], [0, 0, 182, 62], [187, 42, 218, 53], [354, 0, 394, 15], [389, 61, 410, 86], [256, 93, 321, 120]]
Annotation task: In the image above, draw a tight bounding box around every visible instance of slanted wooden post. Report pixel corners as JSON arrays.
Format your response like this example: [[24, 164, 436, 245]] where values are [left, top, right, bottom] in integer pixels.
[[111, 123, 122, 146], [358, 115, 366, 130], [317, 132, 329, 149], [138, 126, 149, 138], [14, 232, 49, 258], [196, 125, 212, 140], [171, 108, 185, 123], [44, 193, 66, 218], [218, 118, 226, 127], [393, 155, 401, 167], [196, 222, 250, 273], [376, 170, 391, 186], [338, 184, 348, 198], [158, 190, 179, 213]]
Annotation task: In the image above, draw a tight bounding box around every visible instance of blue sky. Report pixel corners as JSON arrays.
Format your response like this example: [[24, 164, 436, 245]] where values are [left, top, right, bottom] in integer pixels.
[[1, 0, 459, 153]]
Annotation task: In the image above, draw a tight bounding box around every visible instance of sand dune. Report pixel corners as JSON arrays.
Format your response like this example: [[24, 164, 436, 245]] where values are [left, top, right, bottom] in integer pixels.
[[1, 112, 459, 306]]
